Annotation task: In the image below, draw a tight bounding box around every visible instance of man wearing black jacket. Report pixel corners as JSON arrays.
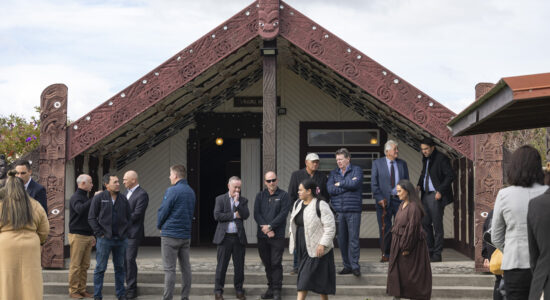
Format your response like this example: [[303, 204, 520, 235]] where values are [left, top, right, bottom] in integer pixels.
[[68, 174, 95, 299], [122, 170, 149, 299], [417, 137, 455, 262], [254, 171, 290, 300], [287, 153, 328, 273], [14, 159, 47, 213], [88, 174, 131, 300]]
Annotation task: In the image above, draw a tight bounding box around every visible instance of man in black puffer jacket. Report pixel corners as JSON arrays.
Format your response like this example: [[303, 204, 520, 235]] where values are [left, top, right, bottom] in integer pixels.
[[88, 173, 131, 300]]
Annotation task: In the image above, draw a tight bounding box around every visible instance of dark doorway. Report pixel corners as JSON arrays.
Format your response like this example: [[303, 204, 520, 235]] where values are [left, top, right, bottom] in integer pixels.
[[198, 138, 241, 244]]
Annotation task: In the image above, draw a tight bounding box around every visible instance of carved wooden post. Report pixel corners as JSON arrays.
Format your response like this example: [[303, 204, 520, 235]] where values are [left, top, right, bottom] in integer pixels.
[[39, 84, 68, 268], [546, 128, 550, 166], [473, 83, 504, 271], [259, 0, 279, 174]]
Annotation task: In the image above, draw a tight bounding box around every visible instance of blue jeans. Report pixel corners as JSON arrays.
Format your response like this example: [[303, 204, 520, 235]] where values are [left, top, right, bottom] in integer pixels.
[[94, 237, 128, 298], [337, 212, 361, 270]]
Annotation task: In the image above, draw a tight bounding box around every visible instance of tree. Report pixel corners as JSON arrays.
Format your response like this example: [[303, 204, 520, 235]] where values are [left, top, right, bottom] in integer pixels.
[[503, 128, 547, 163], [0, 107, 41, 164]]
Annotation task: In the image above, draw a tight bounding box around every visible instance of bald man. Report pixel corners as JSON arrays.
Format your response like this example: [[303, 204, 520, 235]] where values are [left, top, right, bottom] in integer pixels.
[[68, 174, 95, 298], [123, 170, 149, 299]]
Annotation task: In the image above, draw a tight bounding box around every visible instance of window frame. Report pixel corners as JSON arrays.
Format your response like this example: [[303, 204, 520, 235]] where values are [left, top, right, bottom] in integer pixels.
[[300, 121, 387, 211]]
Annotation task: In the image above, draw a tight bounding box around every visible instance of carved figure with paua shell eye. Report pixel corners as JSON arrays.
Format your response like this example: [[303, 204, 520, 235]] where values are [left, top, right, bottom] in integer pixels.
[[258, 10, 279, 40]]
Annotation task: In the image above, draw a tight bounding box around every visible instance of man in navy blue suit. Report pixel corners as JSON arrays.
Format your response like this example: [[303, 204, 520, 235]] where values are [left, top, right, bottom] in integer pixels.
[[14, 159, 47, 213], [371, 140, 409, 262]]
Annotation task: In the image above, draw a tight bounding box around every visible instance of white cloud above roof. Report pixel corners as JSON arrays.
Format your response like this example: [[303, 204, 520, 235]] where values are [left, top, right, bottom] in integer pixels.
[[1, 0, 549, 120]]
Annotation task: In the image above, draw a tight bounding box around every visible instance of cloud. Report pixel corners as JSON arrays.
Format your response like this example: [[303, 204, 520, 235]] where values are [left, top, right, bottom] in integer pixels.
[[0, 64, 113, 120], [1, 0, 549, 121]]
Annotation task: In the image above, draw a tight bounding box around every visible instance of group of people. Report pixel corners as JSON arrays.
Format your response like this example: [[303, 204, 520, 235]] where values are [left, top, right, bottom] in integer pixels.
[[0, 135, 477, 300], [483, 145, 550, 300]]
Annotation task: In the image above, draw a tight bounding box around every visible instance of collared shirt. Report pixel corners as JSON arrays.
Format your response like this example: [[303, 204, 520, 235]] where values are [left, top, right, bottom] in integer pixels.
[[339, 165, 349, 176], [385, 157, 400, 196], [24, 178, 31, 190], [226, 192, 239, 233], [126, 184, 140, 200], [423, 159, 435, 192]]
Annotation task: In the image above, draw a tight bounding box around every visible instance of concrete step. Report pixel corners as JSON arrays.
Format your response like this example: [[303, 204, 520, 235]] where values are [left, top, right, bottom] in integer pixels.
[[44, 282, 494, 298], [43, 270, 495, 287]]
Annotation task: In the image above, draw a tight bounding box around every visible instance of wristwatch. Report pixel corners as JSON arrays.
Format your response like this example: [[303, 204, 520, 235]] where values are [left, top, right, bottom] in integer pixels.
[[267, 225, 272, 231]]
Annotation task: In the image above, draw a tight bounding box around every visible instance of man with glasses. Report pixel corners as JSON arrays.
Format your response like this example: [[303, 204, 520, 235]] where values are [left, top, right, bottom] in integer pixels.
[[14, 159, 47, 213], [254, 171, 290, 300]]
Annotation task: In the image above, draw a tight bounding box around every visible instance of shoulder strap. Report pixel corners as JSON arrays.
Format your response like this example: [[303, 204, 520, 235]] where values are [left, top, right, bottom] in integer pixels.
[[316, 199, 321, 218]]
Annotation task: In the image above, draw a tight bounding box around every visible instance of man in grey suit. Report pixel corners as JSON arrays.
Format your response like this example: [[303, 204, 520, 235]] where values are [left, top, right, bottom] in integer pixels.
[[213, 176, 250, 300], [122, 170, 149, 299], [371, 140, 409, 262]]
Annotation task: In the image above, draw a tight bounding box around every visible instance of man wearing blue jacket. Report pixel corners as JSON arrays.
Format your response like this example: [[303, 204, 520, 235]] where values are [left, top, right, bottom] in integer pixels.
[[157, 165, 196, 300], [327, 148, 363, 277]]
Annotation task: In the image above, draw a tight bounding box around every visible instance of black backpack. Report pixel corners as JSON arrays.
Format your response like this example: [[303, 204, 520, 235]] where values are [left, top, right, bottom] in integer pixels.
[[294, 199, 336, 218]]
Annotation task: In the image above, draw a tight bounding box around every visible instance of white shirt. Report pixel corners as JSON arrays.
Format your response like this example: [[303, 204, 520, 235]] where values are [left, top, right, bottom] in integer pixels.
[[126, 184, 140, 199], [24, 178, 31, 190]]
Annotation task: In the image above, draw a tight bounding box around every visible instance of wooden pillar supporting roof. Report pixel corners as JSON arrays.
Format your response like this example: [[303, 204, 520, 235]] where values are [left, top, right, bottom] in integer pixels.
[[259, 0, 279, 175]]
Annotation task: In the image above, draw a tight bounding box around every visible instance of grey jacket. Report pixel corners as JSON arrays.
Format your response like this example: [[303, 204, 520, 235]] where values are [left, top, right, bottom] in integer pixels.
[[492, 183, 548, 270]]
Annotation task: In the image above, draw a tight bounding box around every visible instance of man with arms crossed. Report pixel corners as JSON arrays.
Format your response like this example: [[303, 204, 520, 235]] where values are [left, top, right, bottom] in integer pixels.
[[327, 148, 363, 276]]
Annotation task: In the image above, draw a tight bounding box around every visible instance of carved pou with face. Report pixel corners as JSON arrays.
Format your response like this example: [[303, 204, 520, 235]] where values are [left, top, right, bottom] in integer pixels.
[[258, 1, 279, 40]]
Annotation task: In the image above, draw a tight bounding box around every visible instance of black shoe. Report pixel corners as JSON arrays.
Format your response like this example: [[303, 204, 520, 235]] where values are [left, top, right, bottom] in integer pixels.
[[430, 255, 442, 262], [117, 296, 127, 300], [126, 291, 137, 299], [338, 268, 352, 275], [261, 289, 274, 299], [273, 289, 282, 300], [94, 298, 102, 300], [352, 268, 361, 277]]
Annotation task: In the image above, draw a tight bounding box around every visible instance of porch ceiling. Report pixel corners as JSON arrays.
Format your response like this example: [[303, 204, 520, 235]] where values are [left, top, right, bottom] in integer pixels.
[[276, 39, 463, 159], [83, 38, 263, 168]]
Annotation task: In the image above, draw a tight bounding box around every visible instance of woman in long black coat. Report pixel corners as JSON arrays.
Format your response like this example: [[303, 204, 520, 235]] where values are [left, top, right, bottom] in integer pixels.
[[387, 179, 432, 300]]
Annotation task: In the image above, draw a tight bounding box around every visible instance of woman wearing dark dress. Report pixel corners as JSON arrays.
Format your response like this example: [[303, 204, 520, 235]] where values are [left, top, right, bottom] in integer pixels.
[[289, 179, 336, 300], [387, 179, 432, 300]]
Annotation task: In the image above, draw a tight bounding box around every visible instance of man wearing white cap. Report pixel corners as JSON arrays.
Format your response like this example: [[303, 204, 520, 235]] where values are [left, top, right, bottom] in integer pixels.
[[287, 152, 329, 274]]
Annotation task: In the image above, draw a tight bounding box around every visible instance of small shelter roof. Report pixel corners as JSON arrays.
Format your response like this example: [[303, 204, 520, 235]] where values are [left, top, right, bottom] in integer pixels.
[[448, 72, 550, 136]]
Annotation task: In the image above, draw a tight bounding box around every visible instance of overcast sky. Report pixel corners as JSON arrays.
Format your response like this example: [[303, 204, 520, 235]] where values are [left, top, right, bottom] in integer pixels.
[[1, 0, 549, 121]]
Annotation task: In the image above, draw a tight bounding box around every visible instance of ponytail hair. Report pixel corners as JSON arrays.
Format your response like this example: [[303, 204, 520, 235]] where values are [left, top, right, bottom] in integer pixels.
[[300, 178, 326, 201], [0, 170, 33, 229]]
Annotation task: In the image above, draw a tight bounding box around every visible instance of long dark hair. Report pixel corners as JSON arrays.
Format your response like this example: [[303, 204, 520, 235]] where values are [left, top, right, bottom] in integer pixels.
[[0, 170, 34, 229], [507, 145, 544, 187], [300, 178, 326, 201], [397, 179, 425, 216]]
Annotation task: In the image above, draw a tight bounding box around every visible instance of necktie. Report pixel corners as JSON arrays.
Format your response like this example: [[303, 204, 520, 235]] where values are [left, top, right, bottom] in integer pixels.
[[390, 161, 395, 188], [425, 159, 431, 192]]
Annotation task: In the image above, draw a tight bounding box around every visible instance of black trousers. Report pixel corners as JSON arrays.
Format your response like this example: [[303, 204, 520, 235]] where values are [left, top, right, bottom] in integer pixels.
[[257, 237, 285, 291], [422, 192, 444, 258], [503, 268, 532, 300], [493, 275, 503, 300], [215, 234, 246, 294], [125, 237, 141, 294]]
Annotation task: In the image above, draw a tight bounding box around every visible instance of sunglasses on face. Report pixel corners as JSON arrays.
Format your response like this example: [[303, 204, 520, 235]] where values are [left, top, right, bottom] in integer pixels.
[[265, 179, 277, 183]]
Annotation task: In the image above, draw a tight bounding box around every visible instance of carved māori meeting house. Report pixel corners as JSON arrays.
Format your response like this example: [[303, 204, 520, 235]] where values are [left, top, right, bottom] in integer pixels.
[[37, 0, 500, 271]]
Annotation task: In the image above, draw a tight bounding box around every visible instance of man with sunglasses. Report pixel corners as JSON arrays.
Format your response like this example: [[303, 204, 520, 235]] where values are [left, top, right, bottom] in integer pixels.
[[254, 171, 290, 300], [14, 159, 47, 213]]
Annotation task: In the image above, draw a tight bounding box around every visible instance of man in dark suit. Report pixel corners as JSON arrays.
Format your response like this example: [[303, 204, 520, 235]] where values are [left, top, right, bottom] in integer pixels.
[[14, 159, 47, 213], [122, 170, 149, 299], [417, 137, 454, 262], [528, 187, 550, 300], [213, 176, 250, 300], [372, 140, 409, 262]]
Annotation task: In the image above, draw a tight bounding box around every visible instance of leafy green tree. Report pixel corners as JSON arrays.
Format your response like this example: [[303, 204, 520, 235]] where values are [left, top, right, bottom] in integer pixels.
[[0, 107, 41, 163]]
